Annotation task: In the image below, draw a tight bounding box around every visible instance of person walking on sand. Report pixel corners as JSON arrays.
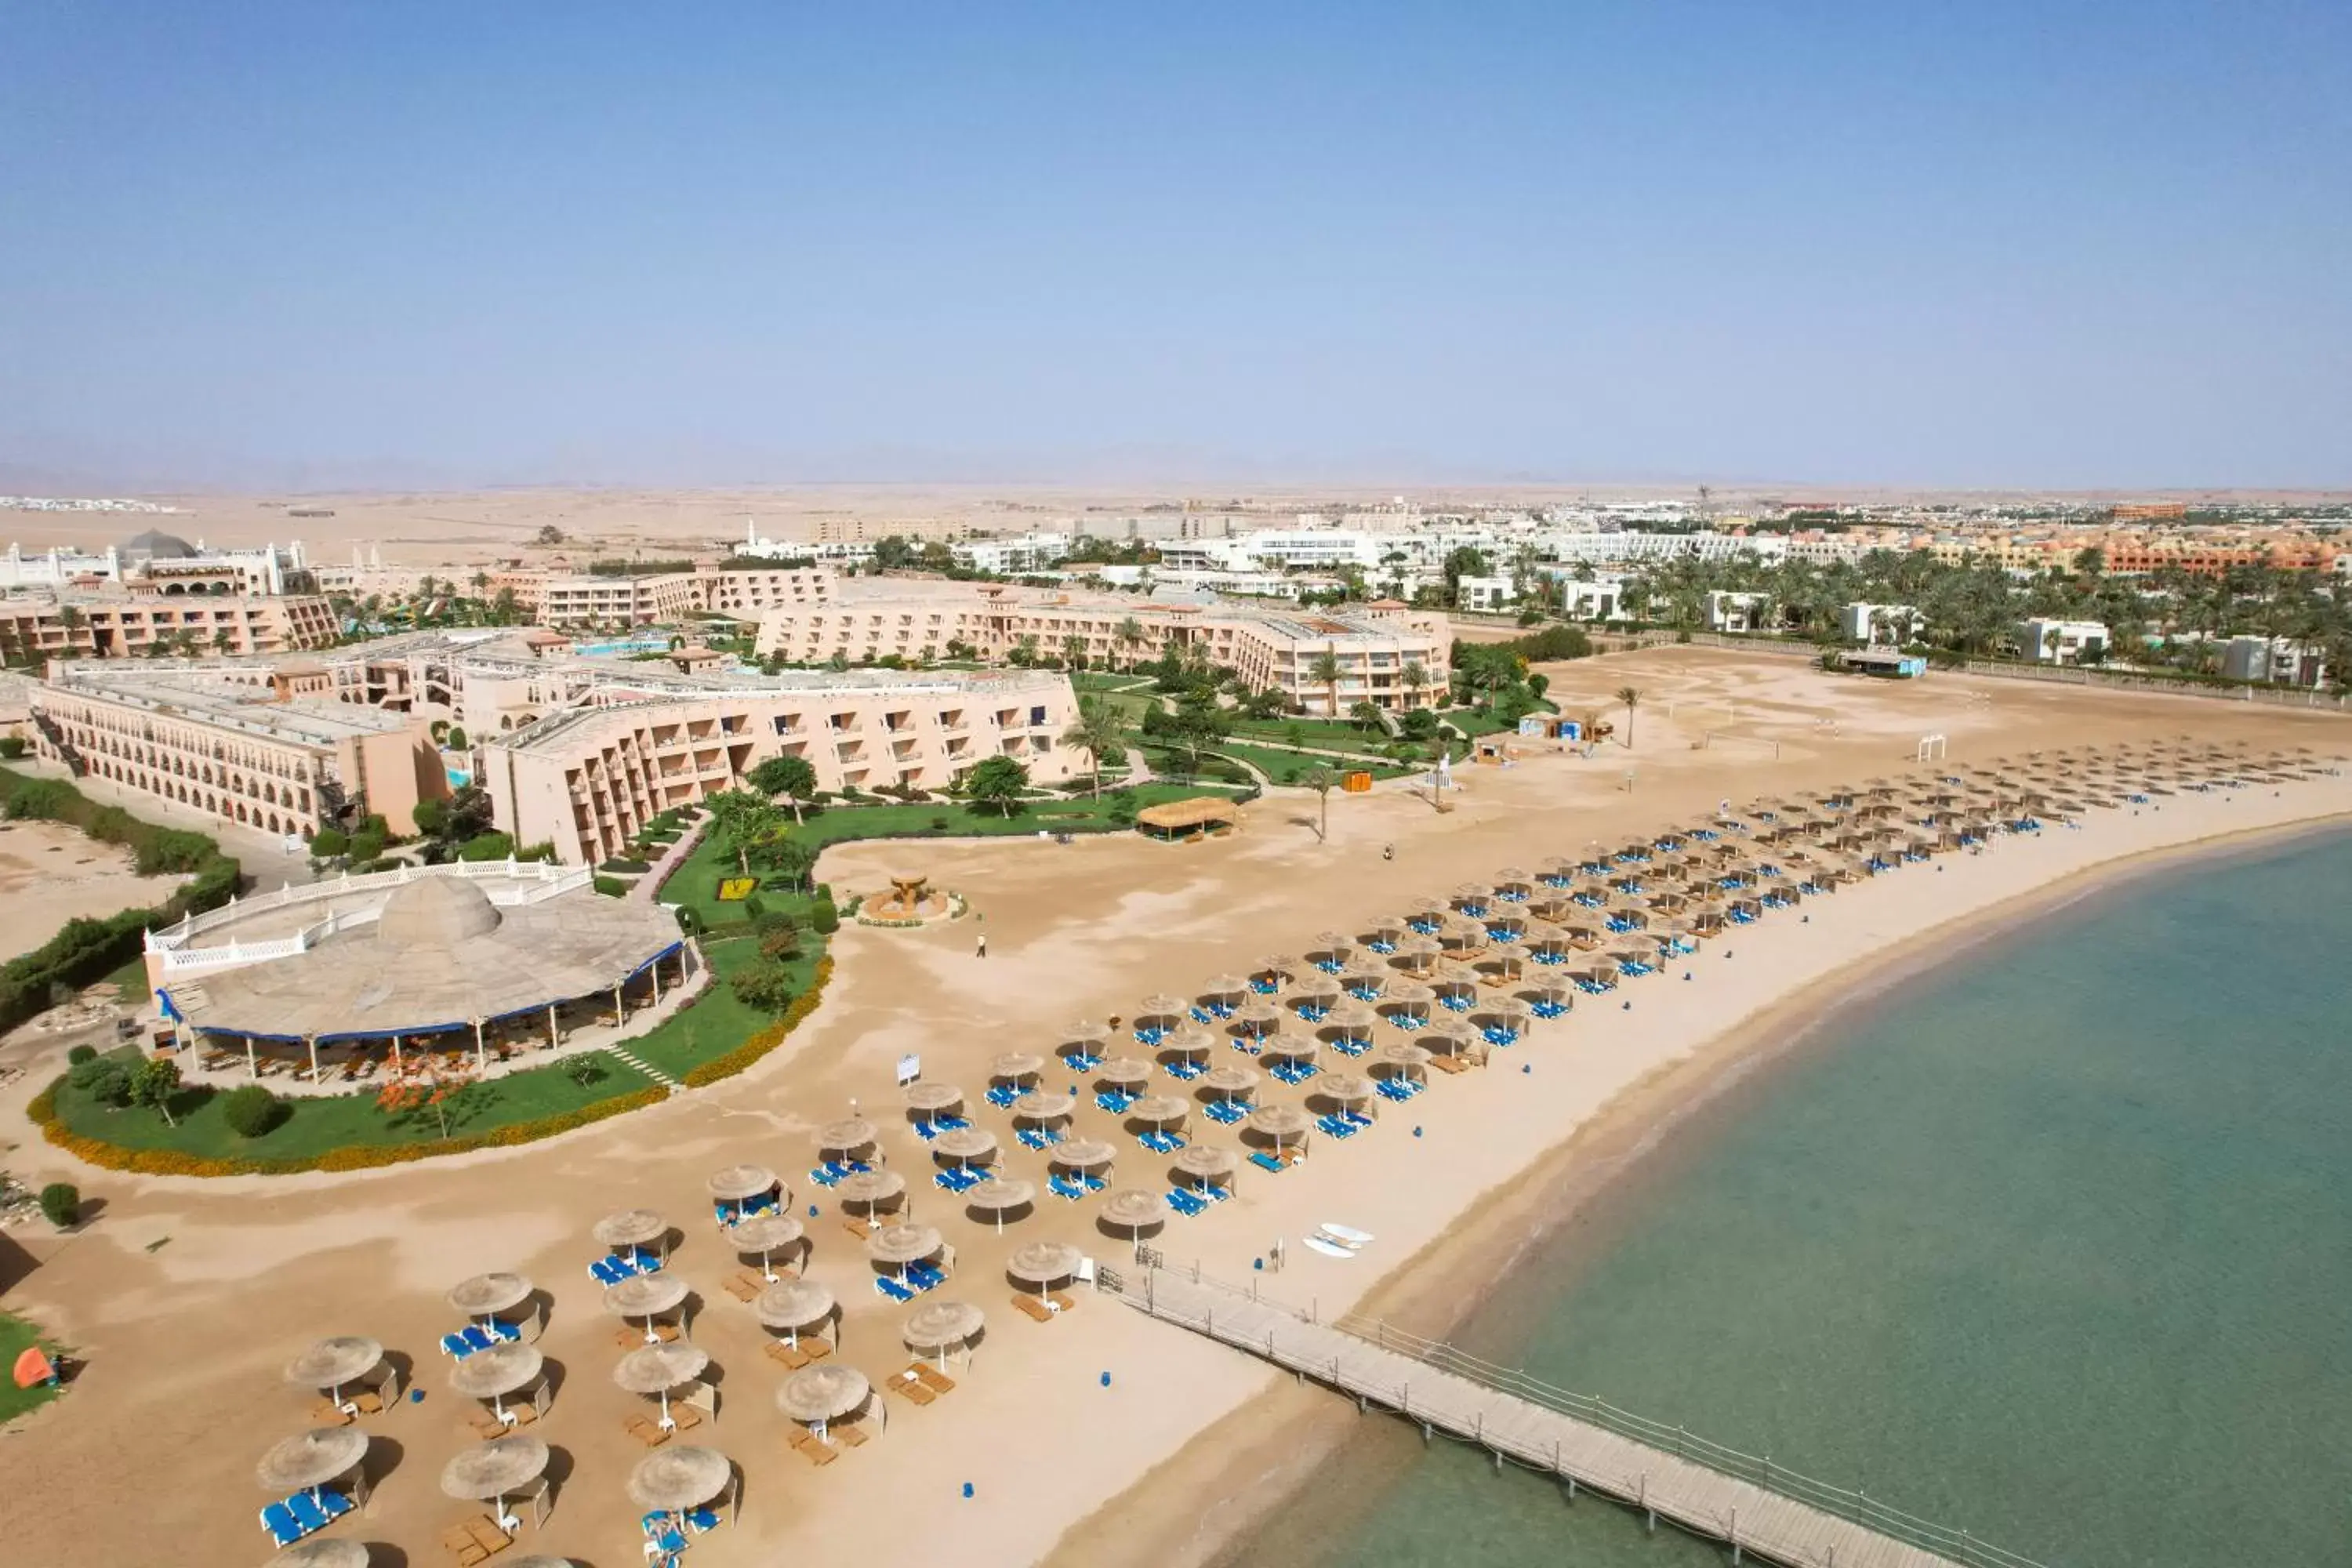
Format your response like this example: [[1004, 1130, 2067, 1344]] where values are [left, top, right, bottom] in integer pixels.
[[976, 931, 987, 959]]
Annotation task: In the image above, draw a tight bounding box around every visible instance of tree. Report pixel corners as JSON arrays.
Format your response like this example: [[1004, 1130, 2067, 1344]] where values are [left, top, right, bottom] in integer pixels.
[[412, 798, 448, 837], [1116, 617, 1146, 670], [1400, 659, 1428, 710], [755, 835, 819, 892], [220, 1083, 285, 1138], [1348, 699, 1385, 733], [1058, 700, 1127, 798], [445, 726, 467, 750], [1060, 633, 1088, 671], [1441, 546, 1492, 605], [749, 753, 818, 822], [1301, 764, 1337, 842], [129, 1056, 183, 1126], [69, 1054, 130, 1108], [1614, 686, 1642, 747], [730, 957, 801, 1011], [964, 754, 1031, 816], [1308, 649, 1343, 717], [38, 1181, 78, 1228], [376, 1052, 477, 1139]]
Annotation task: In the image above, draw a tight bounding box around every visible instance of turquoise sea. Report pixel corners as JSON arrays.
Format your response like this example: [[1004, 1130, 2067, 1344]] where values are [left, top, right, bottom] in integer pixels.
[[1233, 829, 2352, 1568]]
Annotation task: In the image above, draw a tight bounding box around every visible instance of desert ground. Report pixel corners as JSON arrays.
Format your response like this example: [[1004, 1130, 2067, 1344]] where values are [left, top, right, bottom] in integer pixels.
[[0, 648, 2347, 1568], [0, 820, 188, 963]]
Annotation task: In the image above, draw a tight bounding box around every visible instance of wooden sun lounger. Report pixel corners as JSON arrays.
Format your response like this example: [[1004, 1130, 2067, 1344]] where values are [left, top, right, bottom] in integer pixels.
[[842, 1218, 877, 1243], [886, 1368, 937, 1406], [912, 1364, 956, 1395], [615, 1322, 681, 1349], [669, 1403, 703, 1432], [722, 1270, 763, 1303], [1011, 1293, 1057, 1324], [441, 1514, 510, 1566], [765, 1338, 811, 1370], [624, 1412, 671, 1446], [833, 1418, 870, 1449], [786, 1426, 838, 1466], [1048, 1290, 1077, 1314], [350, 1388, 384, 1415], [802, 1337, 833, 1361]]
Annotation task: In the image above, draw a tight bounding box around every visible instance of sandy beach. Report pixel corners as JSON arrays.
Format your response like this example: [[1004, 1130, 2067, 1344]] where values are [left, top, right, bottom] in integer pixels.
[[0, 818, 187, 964], [0, 648, 2346, 1568]]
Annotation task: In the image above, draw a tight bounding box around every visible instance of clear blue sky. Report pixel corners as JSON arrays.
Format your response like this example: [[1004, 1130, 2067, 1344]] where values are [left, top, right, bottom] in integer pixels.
[[2, 2, 2345, 490]]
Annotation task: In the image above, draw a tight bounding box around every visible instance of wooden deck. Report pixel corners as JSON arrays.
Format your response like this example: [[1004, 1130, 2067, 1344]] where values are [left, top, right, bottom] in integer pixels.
[[1118, 1267, 2018, 1568]]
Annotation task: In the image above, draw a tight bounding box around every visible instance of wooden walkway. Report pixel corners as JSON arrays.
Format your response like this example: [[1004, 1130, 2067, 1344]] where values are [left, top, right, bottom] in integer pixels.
[[1118, 1267, 2024, 1568]]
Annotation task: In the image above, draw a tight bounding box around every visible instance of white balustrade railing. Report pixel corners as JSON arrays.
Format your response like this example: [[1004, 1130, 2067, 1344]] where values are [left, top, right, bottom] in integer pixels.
[[147, 860, 595, 975]]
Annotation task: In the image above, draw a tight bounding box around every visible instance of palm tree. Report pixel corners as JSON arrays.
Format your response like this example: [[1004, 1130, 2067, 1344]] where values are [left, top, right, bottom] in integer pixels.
[[1400, 659, 1428, 711], [1301, 764, 1337, 843], [1060, 633, 1087, 671], [1614, 686, 1642, 747], [1116, 617, 1145, 670], [1308, 649, 1343, 718], [1058, 699, 1125, 798]]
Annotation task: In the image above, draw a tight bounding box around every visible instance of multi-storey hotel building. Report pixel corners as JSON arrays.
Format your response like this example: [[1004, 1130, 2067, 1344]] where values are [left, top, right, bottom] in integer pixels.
[[753, 587, 1450, 714], [0, 590, 338, 663]]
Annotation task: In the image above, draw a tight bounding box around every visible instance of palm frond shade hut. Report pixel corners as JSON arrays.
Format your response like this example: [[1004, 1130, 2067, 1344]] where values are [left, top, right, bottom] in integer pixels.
[[964, 1178, 1036, 1232], [256, 1426, 370, 1498], [593, 1209, 666, 1256], [1098, 1187, 1167, 1237], [1012, 1089, 1076, 1123], [1198, 975, 1246, 1004], [779, 1364, 877, 1435], [1134, 796, 1240, 840], [604, 1273, 688, 1343], [815, 1118, 878, 1158], [267, 1541, 372, 1568], [283, 1336, 394, 1410], [727, 1213, 804, 1280], [1094, 1056, 1152, 1088], [902, 1300, 986, 1370], [1050, 1138, 1117, 1171], [1200, 1065, 1261, 1105], [1125, 1094, 1189, 1128], [865, 1223, 944, 1272], [1246, 1104, 1311, 1152], [835, 1169, 907, 1216], [1317, 1073, 1377, 1113], [753, 1279, 837, 1345], [446, 1274, 534, 1327], [439, 1433, 551, 1532], [1173, 1145, 1239, 1189], [1134, 997, 1187, 1026], [902, 1081, 964, 1115], [627, 1445, 737, 1522], [1007, 1240, 1083, 1297], [931, 1127, 998, 1167], [612, 1342, 711, 1430]]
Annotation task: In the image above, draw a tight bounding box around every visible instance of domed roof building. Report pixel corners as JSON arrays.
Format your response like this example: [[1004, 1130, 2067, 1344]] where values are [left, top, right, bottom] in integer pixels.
[[120, 528, 199, 561], [161, 864, 691, 1080]]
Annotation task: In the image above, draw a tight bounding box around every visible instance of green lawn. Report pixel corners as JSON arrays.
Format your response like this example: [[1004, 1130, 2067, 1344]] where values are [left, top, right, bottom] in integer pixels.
[[624, 937, 824, 1082], [1224, 716, 1398, 756], [0, 1312, 60, 1424], [47, 1044, 656, 1163], [1070, 671, 1155, 694], [1216, 743, 1418, 784], [102, 954, 151, 1006]]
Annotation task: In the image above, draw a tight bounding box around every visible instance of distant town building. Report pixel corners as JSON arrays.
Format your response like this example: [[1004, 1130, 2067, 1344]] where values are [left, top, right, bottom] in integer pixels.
[[1840, 603, 1926, 645], [2016, 618, 2111, 665], [1704, 590, 1771, 633], [2220, 635, 2328, 688]]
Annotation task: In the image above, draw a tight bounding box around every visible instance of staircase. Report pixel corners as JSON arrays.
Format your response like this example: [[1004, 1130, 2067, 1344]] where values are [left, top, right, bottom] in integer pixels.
[[603, 1043, 678, 1092], [31, 711, 83, 775]]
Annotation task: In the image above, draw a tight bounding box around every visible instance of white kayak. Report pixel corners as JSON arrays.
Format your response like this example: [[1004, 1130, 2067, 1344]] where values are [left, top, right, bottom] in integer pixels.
[[1301, 1236, 1358, 1260], [1317, 1222, 1376, 1245]]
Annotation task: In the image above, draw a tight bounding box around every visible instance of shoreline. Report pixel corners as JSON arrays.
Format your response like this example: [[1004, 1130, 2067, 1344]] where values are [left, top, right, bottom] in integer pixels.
[[1044, 803, 2352, 1568]]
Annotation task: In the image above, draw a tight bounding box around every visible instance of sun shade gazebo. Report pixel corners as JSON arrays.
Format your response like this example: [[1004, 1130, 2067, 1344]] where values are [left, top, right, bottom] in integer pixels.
[[613, 1341, 713, 1432], [627, 1445, 738, 1530], [604, 1272, 689, 1345], [1007, 1240, 1084, 1298], [964, 1178, 1036, 1232], [169, 872, 688, 1083], [1134, 796, 1241, 840], [284, 1336, 397, 1418], [448, 1340, 549, 1428], [902, 1299, 986, 1370], [439, 1432, 550, 1534], [779, 1364, 880, 1440]]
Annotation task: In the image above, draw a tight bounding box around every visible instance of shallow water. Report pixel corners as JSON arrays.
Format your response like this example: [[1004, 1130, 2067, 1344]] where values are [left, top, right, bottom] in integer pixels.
[[1234, 830, 2352, 1568]]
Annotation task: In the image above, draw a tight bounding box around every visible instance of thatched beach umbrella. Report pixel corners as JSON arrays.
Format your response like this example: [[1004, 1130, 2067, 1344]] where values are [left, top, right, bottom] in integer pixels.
[[1250, 953, 1296, 989], [1125, 1093, 1189, 1131], [727, 1212, 804, 1282], [753, 1279, 836, 1346], [267, 1543, 371, 1568], [1200, 1064, 1260, 1107], [706, 1163, 777, 1204], [447, 1273, 534, 1330], [1094, 1056, 1152, 1089], [1374, 1042, 1430, 1083], [1319, 1000, 1377, 1048], [613, 1341, 710, 1431], [626, 1445, 735, 1523], [448, 1341, 545, 1426], [1012, 1088, 1076, 1126], [902, 1299, 986, 1370], [1308, 930, 1353, 964], [1157, 1025, 1214, 1072], [1051, 1138, 1118, 1173], [1135, 996, 1187, 1025], [835, 1168, 907, 1219], [1006, 1240, 1083, 1298], [1392, 935, 1441, 976], [1098, 1187, 1167, 1238], [964, 1178, 1036, 1232], [256, 1426, 368, 1498], [815, 1118, 878, 1160], [1380, 981, 1433, 1027], [865, 1223, 943, 1278], [1359, 915, 1406, 948], [779, 1364, 876, 1436], [284, 1336, 386, 1410], [1316, 1073, 1376, 1114], [903, 1081, 964, 1116], [604, 1272, 688, 1345], [1261, 1033, 1317, 1069], [988, 1051, 1045, 1084], [1417, 1016, 1480, 1059], [1061, 1020, 1109, 1052], [1197, 974, 1246, 1005], [1338, 964, 1388, 999], [1172, 1144, 1238, 1191], [931, 1127, 997, 1169], [593, 1208, 666, 1258], [440, 1433, 550, 1534], [1232, 997, 1281, 1040], [1246, 1104, 1311, 1153]]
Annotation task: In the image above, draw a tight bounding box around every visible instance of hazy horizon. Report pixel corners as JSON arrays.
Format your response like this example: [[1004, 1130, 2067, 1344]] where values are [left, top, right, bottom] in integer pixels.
[[5, 3, 2347, 493]]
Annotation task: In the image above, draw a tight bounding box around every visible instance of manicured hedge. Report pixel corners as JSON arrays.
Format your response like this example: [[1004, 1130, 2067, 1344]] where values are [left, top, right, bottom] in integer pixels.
[[27, 1076, 667, 1177], [0, 767, 241, 1033]]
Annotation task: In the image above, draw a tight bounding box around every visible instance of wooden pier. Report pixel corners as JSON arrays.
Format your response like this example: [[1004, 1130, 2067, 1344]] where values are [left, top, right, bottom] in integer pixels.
[[1112, 1265, 2044, 1568]]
